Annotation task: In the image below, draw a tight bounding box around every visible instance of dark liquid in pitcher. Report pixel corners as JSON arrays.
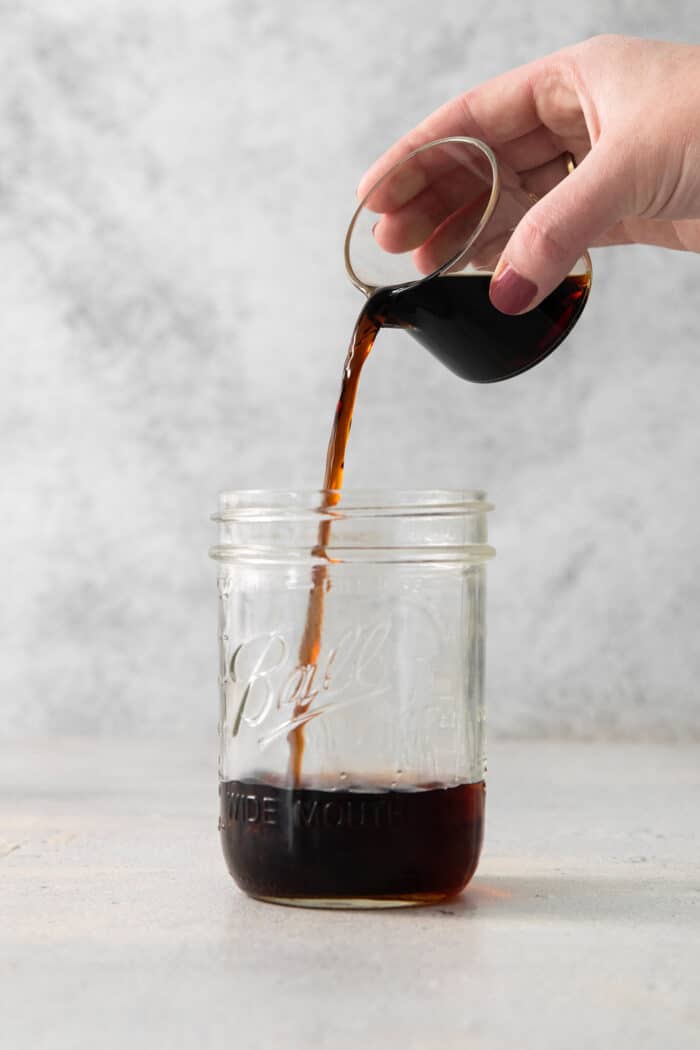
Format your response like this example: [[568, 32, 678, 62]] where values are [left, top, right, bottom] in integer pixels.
[[226, 269, 589, 902], [373, 272, 590, 382], [220, 778, 485, 903]]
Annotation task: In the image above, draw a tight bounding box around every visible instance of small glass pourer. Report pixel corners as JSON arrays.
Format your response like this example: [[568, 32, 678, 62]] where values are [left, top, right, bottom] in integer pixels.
[[343, 137, 592, 383]]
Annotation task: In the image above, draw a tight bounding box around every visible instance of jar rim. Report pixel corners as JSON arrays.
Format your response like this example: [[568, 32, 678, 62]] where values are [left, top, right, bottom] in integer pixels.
[[212, 488, 493, 523]]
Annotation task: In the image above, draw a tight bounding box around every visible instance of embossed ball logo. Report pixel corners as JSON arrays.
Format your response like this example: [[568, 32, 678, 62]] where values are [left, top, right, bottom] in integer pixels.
[[226, 621, 394, 745]]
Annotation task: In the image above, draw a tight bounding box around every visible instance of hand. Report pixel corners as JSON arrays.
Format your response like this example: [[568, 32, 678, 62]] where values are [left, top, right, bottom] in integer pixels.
[[358, 35, 700, 314]]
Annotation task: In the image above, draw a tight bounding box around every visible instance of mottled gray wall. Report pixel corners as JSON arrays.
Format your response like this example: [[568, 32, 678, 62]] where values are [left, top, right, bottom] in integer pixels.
[[2, 0, 700, 740]]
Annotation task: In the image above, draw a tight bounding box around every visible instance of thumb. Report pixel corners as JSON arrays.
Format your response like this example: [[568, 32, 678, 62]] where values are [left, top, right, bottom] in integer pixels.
[[489, 144, 628, 314]]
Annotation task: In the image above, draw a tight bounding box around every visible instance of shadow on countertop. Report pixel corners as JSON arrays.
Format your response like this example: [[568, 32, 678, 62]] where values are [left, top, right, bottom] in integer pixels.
[[422, 872, 700, 925]]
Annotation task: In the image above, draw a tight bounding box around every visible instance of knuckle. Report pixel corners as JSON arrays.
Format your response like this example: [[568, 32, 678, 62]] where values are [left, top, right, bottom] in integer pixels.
[[582, 32, 623, 53], [518, 209, 570, 268]]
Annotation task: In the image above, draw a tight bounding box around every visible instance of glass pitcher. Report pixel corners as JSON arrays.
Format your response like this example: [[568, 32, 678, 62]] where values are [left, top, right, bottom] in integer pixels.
[[345, 136, 591, 382]]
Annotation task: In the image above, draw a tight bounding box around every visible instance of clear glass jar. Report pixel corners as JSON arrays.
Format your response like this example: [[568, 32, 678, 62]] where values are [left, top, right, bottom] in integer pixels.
[[210, 490, 494, 908]]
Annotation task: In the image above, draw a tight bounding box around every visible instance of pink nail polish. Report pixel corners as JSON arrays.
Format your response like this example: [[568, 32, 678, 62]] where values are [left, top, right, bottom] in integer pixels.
[[490, 264, 537, 315]]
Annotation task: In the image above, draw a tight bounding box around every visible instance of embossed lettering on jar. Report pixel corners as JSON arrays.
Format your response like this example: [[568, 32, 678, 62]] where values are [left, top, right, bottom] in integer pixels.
[[211, 490, 494, 908]]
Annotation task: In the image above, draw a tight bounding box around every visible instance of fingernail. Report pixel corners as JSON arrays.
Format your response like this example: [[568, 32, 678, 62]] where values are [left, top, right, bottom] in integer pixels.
[[490, 263, 538, 315]]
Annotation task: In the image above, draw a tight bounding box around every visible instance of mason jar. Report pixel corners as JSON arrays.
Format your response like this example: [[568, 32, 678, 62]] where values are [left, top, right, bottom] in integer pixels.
[[210, 490, 494, 908]]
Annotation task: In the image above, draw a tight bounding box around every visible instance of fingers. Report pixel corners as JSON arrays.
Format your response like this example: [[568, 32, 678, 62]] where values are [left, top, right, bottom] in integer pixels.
[[410, 195, 496, 276], [362, 137, 490, 215], [372, 163, 492, 254], [412, 189, 525, 275], [520, 154, 576, 199], [357, 54, 563, 202], [496, 126, 565, 173], [490, 142, 629, 314], [369, 135, 572, 255]]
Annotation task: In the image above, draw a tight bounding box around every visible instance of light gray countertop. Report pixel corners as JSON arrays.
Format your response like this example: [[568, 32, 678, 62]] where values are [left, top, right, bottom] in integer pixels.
[[2, 737, 699, 1049]]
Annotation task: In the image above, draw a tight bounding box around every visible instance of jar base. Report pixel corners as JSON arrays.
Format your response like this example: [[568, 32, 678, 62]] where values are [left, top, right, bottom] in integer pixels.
[[250, 891, 457, 910]]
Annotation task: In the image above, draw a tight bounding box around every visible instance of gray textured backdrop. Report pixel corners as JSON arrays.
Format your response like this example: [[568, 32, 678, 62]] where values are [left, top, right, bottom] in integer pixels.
[[2, 1, 700, 740]]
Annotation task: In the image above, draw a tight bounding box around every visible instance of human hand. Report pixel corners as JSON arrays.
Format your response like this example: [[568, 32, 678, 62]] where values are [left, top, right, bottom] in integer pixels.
[[358, 35, 700, 314]]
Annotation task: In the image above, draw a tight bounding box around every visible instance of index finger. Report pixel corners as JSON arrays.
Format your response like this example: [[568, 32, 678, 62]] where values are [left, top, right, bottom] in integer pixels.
[[356, 54, 556, 208]]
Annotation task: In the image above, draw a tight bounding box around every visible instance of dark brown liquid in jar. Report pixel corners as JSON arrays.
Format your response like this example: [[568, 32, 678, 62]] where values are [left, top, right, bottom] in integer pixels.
[[220, 778, 485, 904]]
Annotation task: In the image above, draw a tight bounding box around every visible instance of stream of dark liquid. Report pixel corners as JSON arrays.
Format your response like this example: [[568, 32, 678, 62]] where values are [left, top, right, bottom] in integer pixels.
[[286, 303, 381, 783], [287, 271, 590, 783]]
